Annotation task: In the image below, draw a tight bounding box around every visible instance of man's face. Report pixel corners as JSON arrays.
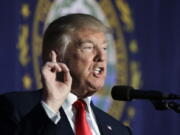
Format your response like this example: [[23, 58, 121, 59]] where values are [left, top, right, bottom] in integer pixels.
[[64, 28, 108, 98]]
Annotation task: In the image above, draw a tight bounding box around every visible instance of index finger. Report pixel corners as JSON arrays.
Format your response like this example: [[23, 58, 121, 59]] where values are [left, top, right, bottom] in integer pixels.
[[51, 51, 57, 63]]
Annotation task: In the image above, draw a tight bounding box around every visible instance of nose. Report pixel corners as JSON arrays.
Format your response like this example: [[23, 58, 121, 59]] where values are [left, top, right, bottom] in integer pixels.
[[94, 48, 106, 62]]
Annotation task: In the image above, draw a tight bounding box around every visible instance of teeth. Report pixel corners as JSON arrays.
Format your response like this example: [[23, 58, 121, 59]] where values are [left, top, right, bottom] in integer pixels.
[[94, 67, 102, 74], [95, 68, 101, 71], [94, 71, 100, 74]]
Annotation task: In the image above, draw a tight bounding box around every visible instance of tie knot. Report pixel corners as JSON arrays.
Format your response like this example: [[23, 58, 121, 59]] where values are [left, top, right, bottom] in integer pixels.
[[73, 99, 86, 110]]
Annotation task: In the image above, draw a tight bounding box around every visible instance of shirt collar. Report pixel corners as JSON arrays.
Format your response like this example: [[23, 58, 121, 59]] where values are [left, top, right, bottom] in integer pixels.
[[62, 92, 92, 111]]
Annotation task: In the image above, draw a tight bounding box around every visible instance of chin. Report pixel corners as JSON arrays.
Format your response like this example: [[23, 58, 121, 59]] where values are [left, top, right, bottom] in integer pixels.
[[87, 81, 104, 92]]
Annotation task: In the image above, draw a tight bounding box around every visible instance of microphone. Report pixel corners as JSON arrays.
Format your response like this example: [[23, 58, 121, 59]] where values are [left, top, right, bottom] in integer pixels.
[[111, 85, 180, 101]]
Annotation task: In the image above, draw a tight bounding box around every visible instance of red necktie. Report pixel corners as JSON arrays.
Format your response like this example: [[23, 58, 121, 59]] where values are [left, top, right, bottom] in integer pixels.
[[73, 99, 92, 135]]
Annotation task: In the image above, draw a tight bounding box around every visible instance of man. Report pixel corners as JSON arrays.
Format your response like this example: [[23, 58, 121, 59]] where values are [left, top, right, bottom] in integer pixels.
[[0, 14, 132, 135]]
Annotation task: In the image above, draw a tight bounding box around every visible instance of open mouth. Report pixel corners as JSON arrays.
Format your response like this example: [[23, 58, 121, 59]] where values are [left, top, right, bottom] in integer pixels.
[[93, 67, 104, 77]]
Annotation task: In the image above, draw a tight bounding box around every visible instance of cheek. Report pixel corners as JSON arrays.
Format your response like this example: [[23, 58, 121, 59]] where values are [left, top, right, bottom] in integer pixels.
[[68, 54, 93, 74], [77, 57, 93, 73]]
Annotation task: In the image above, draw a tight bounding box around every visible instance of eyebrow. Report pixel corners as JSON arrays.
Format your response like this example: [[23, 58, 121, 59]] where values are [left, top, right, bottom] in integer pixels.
[[79, 40, 93, 44], [77, 39, 107, 45]]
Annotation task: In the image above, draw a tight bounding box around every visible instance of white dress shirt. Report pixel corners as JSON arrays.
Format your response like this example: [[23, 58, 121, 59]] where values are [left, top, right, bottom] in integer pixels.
[[42, 93, 101, 135]]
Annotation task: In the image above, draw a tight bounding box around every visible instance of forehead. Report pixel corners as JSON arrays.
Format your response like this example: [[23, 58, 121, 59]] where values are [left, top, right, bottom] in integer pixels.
[[73, 28, 107, 44]]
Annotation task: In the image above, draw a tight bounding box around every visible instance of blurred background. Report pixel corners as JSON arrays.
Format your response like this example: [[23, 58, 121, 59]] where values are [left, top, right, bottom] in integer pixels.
[[0, 0, 180, 135]]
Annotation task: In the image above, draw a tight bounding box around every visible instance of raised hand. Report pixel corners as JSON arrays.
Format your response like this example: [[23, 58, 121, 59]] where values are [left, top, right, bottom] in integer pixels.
[[41, 51, 72, 112]]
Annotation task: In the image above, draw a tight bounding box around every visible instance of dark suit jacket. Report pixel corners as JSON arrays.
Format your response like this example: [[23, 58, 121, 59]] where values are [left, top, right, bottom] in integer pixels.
[[0, 90, 132, 135]]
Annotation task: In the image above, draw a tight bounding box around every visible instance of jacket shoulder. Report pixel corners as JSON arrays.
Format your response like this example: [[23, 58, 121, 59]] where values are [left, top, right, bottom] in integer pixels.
[[1, 90, 42, 103], [0, 90, 42, 122]]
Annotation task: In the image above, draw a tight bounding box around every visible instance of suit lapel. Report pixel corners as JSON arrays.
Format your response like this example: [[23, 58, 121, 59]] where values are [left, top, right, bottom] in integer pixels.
[[91, 103, 113, 135], [56, 108, 74, 135]]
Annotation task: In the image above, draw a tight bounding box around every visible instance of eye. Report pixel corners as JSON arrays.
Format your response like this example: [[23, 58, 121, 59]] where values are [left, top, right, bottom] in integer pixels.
[[103, 45, 108, 51], [81, 43, 94, 51], [83, 46, 93, 50]]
